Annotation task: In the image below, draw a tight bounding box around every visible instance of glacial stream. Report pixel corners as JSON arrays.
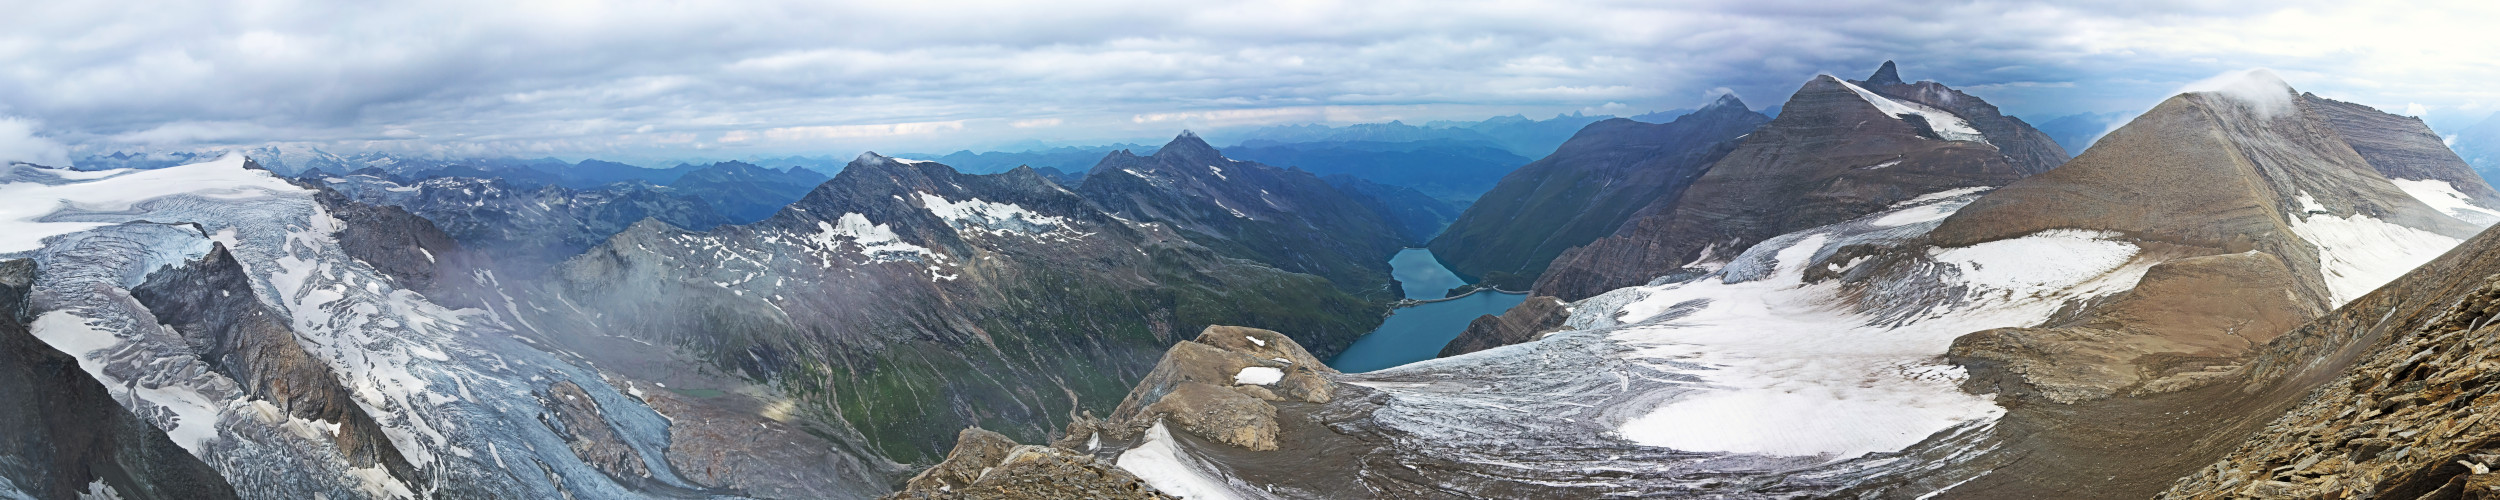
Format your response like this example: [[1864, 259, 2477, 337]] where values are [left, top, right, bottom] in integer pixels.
[[1328, 248, 1528, 372]]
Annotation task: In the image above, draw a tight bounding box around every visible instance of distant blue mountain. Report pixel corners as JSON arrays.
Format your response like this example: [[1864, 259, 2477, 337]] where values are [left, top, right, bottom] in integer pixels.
[[2035, 112, 2130, 154]]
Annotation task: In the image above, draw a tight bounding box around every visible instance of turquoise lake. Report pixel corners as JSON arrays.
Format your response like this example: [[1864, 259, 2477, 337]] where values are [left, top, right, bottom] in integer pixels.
[[1328, 249, 1528, 373]]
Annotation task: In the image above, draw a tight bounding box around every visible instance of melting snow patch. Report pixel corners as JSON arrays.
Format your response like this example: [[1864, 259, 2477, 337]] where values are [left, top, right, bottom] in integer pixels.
[[2390, 178, 2500, 226], [1928, 229, 2138, 294], [2290, 212, 2461, 306], [1244, 335, 1265, 347], [1233, 367, 1282, 385], [1832, 79, 1988, 144], [811, 213, 939, 265], [1116, 422, 1250, 500], [915, 192, 1071, 236]]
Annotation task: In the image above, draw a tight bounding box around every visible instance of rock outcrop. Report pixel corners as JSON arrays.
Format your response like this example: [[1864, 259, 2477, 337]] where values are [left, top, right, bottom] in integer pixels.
[[1428, 96, 1768, 289], [1103, 326, 1336, 451], [1436, 295, 1569, 357], [541, 380, 653, 483], [887, 427, 1175, 500]]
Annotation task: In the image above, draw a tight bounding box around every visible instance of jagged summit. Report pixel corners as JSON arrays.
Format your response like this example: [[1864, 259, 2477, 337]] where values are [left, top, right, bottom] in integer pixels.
[[1866, 60, 1905, 86]]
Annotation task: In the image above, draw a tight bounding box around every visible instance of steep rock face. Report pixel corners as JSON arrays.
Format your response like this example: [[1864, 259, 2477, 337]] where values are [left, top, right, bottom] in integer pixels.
[[1081, 132, 1408, 300], [1537, 63, 2064, 300], [316, 172, 730, 279], [1427, 97, 1767, 289], [537, 155, 1382, 464], [1435, 295, 1569, 358], [0, 259, 239, 500], [668, 161, 830, 223], [2304, 93, 2500, 225]]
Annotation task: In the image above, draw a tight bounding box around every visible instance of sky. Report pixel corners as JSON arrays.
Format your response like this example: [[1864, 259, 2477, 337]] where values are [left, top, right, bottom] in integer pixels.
[[2, 0, 2499, 166]]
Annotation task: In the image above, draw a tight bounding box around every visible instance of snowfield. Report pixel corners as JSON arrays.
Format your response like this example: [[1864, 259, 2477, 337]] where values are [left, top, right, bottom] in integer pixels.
[[2390, 178, 2500, 226], [0, 154, 295, 255], [2289, 211, 2462, 306], [1833, 78, 1989, 144]]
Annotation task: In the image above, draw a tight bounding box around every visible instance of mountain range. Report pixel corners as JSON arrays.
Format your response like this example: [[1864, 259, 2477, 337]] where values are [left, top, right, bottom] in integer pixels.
[[13, 58, 2500, 500]]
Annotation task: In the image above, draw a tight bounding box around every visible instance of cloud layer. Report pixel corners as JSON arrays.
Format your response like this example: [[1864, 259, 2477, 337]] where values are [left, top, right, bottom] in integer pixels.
[[3, 0, 2497, 161]]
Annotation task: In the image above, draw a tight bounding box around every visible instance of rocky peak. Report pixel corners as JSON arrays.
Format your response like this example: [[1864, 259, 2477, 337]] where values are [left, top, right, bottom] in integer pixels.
[[1866, 60, 1905, 86], [1101, 326, 1335, 451], [1148, 131, 1226, 166]]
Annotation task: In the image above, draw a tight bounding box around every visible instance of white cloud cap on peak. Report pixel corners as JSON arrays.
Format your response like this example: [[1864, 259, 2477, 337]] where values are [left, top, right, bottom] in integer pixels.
[[2177, 68, 2296, 118]]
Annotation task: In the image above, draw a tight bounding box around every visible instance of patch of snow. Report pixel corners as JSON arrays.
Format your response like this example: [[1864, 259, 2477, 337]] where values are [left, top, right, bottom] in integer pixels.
[[811, 213, 940, 265], [1244, 335, 1265, 346], [1233, 367, 1282, 385], [1832, 79, 1988, 144], [1117, 422, 1255, 500], [1928, 229, 2138, 293], [2289, 212, 2461, 306], [76, 479, 122, 500], [1869, 203, 1957, 227], [915, 192, 1072, 236], [892, 158, 931, 165], [2295, 191, 2329, 214], [1860, 159, 1903, 170], [1209, 165, 1226, 180], [2390, 178, 2500, 226]]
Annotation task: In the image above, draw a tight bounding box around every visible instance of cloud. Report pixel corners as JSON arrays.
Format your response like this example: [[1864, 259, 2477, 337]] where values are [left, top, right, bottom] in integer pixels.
[[0, 0, 2494, 160], [0, 118, 72, 166]]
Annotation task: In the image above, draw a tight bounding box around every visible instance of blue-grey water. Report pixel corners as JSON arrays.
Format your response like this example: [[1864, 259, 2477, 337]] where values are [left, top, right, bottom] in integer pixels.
[[1330, 249, 1529, 373]]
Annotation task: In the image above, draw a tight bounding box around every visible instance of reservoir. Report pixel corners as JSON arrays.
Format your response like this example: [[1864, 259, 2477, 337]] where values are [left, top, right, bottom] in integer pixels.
[[1328, 249, 1528, 373]]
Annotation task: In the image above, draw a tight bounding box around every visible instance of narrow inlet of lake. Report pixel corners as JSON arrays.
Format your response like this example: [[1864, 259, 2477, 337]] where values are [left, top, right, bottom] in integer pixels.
[[1328, 249, 1527, 373]]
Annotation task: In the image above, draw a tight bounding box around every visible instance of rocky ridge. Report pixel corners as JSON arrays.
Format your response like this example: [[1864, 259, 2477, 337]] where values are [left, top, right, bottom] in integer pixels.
[[1427, 96, 1768, 289], [1535, 62, 2068, 300]]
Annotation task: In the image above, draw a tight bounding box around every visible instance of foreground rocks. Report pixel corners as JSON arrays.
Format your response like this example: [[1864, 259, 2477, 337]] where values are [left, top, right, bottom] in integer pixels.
[[2165, 274, 2500, 499], [1104, 326, 1338, 451], [887, 428, 1175, 500], [1437, 295, 1569, 358]]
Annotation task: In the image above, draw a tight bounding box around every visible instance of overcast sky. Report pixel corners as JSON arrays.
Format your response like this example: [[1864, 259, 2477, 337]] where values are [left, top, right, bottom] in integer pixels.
[[3, 0, 2498, 166]]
